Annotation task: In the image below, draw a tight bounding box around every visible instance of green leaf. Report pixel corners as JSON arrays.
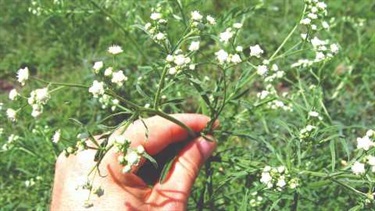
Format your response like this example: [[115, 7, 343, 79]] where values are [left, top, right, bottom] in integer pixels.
[[143, 152, 158, 169], [159, 155, 177, 184]]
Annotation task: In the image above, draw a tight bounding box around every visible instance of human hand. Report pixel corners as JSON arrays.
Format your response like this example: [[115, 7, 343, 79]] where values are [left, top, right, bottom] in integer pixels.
[[51, 114, 217, 210]]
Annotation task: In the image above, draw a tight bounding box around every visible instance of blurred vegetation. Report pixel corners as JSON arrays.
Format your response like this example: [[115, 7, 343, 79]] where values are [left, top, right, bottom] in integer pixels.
[[0, 0, 374, 210]]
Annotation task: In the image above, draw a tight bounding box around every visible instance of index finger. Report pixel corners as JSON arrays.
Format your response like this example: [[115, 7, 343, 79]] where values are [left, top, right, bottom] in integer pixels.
[[119, 113, 211, 155]]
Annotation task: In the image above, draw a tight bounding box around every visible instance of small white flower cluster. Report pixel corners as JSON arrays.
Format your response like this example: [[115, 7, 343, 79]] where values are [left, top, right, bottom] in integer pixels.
[[24, 176, 42, 188], [350, 130, 375, 175], [6, 108, 17, 122], [249, 44, 264, 58], [17, 67, 30, 86], [299, 125, 317, 139], [190, 11, 216, 28], [214, 49, 242, 65], [28, 1, 43, 16], [144, 9, 168, 42], [260, 165, 298, 190], [165, 50, 193, 75], [299, 110, 323, 140], [89, 80, 105, 98], [267, 100, 293, 111], [293, 1, 339, 68], [342, 16, 366, 28], [217, 23, 242, 45], [300, 0, 328, 30], [351, 156, 375, 176], [249, 192, 263, 207], [52, 129, 61, 143], [98, 94, 119, 111], [8, 89, 19, 101], [108, 45, 123, 55], [63, 133, 89, 156], [308, 110, 323, 121], [2, 134, 20, 151], [113, 135, 146, 174], [356, 129, 374, 151], [28, 87, 51, 117]]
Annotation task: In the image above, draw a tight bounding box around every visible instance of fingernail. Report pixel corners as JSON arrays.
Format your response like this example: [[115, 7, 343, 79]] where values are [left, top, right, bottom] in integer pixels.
[[198, 137, 216, 160]]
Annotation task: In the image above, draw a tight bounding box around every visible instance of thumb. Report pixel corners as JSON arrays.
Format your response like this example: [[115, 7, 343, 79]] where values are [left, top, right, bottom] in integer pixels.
[[152, 136, 216, 197]]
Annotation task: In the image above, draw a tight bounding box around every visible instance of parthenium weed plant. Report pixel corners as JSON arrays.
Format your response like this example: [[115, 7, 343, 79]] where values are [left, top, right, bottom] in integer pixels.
[[1, 0, 374, 210]]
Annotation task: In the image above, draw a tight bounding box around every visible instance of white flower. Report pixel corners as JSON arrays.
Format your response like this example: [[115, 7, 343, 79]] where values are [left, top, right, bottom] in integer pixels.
[[93, 61, 103, 73], [357, 136, 374, 151], [257, 90, 270, 99], [104, 67, 113, 76], [367, 156, 375, 166], [308, 111, 320, 117], [6, 108, 17, 121], [277, 166, 285, 173], [276, 178, 286, 188], [307, 13, 318, 20], [310, 6, 318, 13], [249, 44, 264, 58], [9, 89, 18, 101], [52, 129, 61, 143], [137, 145, 145, 154], [189, 64, 196, 70], [351, 161, 365, 175], [219, 29, 233, 43], [155, 32, 165, 40], [322, 21, 330, 29], [168, 67, 177, 75], [35, 88, 50, 104], [233, 22, 243, 29], [260, 172, 272, 185], [188, 41, 200, 51], [150, 12, 162, 20], [111, 70, 128, 86], [191, 11, 203, 21], [215, 50, 229, 64], [113, 134, 127, 145], [17, 67, 29, 86], [330, 44, 339, 54], [316, 2, 327, 10], [166, 54, 174, 62], [230, 54, 242, 64], [263, 166, 272, 172], [235, 46, 243, 52], [174, 54, 189, 66], [257, 65, 268, 76], [108, 45, 123, 55], [311, 36, 327, 48], [89, 80, 105, 98], [289, 178, 298, 189], [301, 33, 308, 40], [305, 125, 316, 132], [206, 15, 216, 25], [31, 104, 43, 117], [122, 165, 132, 174], [125, 151, 140, 166], [300, 18, 311, 25]]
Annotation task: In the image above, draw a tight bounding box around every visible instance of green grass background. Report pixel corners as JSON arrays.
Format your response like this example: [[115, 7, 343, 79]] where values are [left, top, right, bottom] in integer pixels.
[[0, 0, 374, 210]]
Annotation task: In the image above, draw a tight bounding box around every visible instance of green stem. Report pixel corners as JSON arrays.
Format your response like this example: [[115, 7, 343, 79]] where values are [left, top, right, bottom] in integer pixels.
[[269, 4, 307, 61], [153, 65, 168, 109], [106, 90, 196, 137], [32, 77, 89, 89]]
